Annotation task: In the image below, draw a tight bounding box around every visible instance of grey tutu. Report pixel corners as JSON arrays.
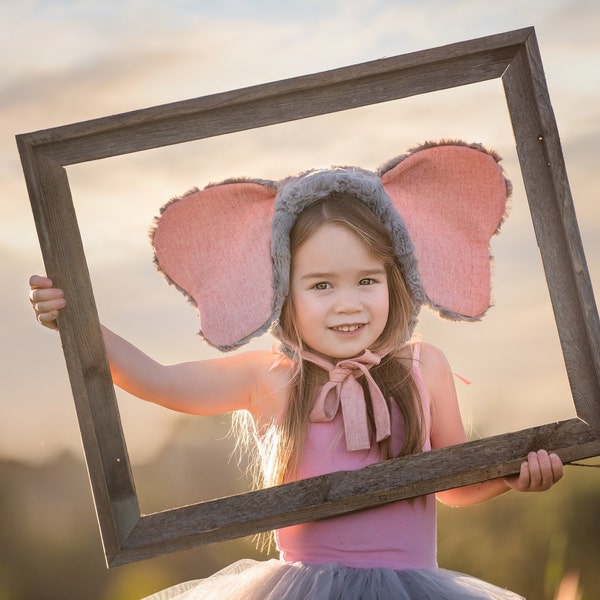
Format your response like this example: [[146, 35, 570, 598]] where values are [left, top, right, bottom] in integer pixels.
[[142, 559, 524, 599]]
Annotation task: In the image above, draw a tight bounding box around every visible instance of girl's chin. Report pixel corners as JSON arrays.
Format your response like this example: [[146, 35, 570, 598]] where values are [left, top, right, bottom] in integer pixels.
[[309, 343, 372, 362]]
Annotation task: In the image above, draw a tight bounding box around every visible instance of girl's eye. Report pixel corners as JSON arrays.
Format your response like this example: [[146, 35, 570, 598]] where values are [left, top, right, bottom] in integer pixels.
[[359, 278, 375, 286], [313, 282, 330, 290]]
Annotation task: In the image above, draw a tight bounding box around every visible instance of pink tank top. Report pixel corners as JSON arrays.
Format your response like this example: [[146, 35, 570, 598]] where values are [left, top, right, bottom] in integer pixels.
[[275, 343, 436, 570]]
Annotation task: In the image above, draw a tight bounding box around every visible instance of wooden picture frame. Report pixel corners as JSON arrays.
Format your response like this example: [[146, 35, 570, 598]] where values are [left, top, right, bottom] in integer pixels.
[[17, 27, 600, 567]]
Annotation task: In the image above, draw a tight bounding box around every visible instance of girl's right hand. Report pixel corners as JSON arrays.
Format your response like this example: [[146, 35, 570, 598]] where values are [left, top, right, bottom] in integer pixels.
[[29, 275, 66, 330]]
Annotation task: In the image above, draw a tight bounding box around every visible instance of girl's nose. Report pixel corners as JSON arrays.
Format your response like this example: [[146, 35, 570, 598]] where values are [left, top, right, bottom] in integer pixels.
[[334, 289, 362, 313]]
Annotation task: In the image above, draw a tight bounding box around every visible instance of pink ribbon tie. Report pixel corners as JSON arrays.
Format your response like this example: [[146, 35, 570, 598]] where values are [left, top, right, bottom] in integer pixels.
[[303, 349, 391, 452]]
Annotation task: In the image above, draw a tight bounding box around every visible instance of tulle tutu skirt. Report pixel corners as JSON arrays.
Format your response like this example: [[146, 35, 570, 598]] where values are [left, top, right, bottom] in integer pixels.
[[142, 559, 524, 599]]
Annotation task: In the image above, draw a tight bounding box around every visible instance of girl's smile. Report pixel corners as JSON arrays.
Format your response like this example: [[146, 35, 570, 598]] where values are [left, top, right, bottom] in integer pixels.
[[290, 223, 390, 361], [329, 324, 364, 333]]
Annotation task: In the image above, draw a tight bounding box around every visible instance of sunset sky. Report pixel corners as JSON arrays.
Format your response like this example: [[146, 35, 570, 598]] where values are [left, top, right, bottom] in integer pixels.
[[2, 0, 599, 466]]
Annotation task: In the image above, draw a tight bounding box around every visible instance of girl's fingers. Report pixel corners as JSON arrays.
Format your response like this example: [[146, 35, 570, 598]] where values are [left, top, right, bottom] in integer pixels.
[[37, 309, 60, 329], [526, 451, 543, 488], [32, 298, 66, 314], [549, 452, 564, 483], [527, 450, 563, 491], [516, 460, 530, 490], [506, 450, 564, 492], [28, 276, 65, 331], [29, 287, 64, 305], [28, 274, 53, 289], [539, 450, 555, 489]]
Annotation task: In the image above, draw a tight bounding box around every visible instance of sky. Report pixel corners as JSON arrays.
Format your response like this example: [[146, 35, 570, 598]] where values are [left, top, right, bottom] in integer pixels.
[[2, 0, 599, 467]]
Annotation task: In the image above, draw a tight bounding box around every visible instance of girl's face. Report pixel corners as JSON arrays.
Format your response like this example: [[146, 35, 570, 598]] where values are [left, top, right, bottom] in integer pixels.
[[290, 223, 390, 361]]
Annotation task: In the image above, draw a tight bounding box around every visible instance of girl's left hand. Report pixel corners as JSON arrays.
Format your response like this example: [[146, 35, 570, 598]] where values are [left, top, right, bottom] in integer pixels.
[[505, 449, 563, 492]]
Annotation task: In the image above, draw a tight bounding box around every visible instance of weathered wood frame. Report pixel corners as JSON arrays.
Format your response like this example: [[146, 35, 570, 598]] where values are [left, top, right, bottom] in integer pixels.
[[17, 27, 600, 567]]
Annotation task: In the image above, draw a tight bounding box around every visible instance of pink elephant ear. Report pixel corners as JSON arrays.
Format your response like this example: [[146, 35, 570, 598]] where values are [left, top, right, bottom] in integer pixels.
[[151, 181, 277, 350], [380, 142, 510, 320]]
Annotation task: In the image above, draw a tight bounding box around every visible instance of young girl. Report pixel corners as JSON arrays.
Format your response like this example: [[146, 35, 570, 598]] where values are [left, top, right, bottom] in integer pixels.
[[29, 141, 563, 599]]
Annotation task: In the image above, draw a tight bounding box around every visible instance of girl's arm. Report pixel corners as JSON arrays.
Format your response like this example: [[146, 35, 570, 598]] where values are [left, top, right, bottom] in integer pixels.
[[420, 342, 563, 507], [29, 275, 274, 418], [102, 325, 264, 415]]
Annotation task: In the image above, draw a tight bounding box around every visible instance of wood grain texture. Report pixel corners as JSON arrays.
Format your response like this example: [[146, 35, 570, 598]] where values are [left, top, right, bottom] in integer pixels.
[[16, 141, 140, 564], [502, 32, 600, 429], [112, 418, 600, 564], [18, 28, 532, 166]]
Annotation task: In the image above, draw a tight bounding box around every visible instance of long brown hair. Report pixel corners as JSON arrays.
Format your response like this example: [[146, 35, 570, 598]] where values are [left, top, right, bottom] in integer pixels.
[[261, 193, 425, 487]]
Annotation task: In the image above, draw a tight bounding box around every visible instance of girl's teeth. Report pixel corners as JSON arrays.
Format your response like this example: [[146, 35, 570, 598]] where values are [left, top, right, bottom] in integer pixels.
[[334, 325, 360, 332]]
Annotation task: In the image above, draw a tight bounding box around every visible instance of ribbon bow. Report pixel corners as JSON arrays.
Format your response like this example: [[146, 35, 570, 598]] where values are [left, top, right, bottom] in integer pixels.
[[302, 349, 391, 452]]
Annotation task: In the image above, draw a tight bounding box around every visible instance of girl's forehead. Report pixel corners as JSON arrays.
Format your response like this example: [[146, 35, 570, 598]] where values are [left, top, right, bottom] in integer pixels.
[[292, 223, 383, 269], [296, 222, 364, 250]]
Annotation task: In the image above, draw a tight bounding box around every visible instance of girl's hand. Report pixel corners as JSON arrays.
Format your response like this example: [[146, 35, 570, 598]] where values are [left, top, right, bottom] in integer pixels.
[[505, 449, 563, 492], [29, 275, 66, 330]]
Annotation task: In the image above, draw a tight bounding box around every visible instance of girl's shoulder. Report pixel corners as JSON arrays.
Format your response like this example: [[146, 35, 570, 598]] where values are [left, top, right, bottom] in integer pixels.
[[416, 340, 450, 368], [395, 338, 453, 393], [395, 337, 449, 368], [246, 347, 295, 424]]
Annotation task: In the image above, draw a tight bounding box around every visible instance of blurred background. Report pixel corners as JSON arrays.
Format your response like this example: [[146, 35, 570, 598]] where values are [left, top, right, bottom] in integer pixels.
[[2, 1, 599, 598]]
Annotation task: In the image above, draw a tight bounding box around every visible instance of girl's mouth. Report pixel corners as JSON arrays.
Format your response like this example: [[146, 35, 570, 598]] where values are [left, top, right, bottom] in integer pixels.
[[330, 324, 364, 333]]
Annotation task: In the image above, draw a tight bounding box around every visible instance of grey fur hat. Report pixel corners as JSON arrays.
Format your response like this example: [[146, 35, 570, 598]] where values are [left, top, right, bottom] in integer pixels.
[[270, 166, 424, 340]]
